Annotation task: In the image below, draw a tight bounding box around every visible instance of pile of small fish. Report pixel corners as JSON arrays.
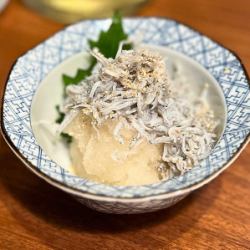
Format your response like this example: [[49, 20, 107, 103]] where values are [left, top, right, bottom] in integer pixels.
[[59, 48, 217, 180]]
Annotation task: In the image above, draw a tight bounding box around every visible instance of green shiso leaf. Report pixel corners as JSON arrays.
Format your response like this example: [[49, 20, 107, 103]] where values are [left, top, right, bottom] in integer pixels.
[[55, 105, 65, 124], [57, 12, 132, 144], [60, 132, 73, 144], [88, 11, 132, 59], [62, 12, 132, 88]]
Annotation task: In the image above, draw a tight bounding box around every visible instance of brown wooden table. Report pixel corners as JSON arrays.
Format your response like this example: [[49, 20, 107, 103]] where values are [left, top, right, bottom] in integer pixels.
[[0, 1, 249, 249]]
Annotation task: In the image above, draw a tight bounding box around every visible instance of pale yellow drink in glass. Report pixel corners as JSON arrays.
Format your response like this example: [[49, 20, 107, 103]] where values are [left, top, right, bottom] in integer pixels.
[[23, 0, 148, 23]]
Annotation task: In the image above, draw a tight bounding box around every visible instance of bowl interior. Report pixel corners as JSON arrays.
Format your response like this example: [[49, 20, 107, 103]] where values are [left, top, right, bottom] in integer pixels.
[[31, 44, 227, 175]]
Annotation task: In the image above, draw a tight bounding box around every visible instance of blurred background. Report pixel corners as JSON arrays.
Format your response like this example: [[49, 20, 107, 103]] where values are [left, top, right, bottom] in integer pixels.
[[22, 0, 149, 23]]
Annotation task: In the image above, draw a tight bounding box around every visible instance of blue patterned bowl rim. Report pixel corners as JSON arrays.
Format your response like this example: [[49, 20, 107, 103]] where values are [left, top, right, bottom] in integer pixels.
[[1, 17, 250, 201]]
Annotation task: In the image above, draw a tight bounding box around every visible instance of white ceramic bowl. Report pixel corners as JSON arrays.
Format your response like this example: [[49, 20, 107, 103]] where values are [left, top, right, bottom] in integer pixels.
[[1, 18, 250, 214]]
